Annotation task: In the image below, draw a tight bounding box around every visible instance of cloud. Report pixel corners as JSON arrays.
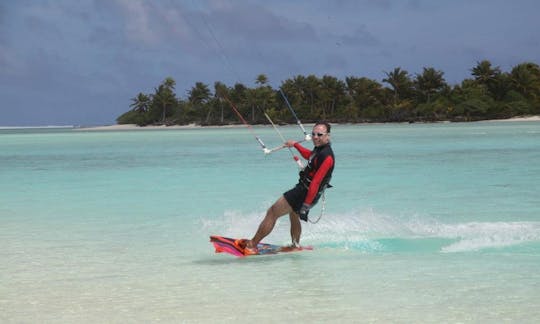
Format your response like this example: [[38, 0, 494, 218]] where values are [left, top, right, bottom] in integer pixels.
[[95, 1, 322, 86], [108, 0, 198, 50], [113, 0, 158, 44], [206, 2, 317, 43], [110, 1, 317, 51], [337, 26, 380, 47]]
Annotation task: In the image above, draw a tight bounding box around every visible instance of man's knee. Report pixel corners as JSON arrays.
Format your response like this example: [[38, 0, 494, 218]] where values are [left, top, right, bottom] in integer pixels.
[[267, 204, 280, 219], [268, 198, 291, 219]]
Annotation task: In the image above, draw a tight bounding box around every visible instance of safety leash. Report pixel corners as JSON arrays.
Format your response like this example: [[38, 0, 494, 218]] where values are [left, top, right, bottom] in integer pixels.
[[309, 191, 326, 224]]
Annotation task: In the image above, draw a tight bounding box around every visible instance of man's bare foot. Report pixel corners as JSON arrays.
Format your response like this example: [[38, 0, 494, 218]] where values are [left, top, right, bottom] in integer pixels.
[[234, 239, 258, 255]]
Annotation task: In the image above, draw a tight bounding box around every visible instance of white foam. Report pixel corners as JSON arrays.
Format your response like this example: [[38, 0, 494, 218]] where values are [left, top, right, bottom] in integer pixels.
[[202, 208, 540, 253], [439, 222, 540, 252]]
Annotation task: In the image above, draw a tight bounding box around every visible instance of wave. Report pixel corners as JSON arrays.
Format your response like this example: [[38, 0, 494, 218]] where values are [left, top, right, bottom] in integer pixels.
[[436, 222, 540, 252], [201, 208, 540, 253]]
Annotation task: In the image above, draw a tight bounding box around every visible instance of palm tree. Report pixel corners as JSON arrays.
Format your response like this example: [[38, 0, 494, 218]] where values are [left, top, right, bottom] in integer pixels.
[[383, 67, 414, 121], [249, 74, 275, 122], [279, 78, 305, 122], [214, 81, 229, 123], [510, 62, 540, 99], [283, 76, 305, 101], [320, 75, 346, 118], [188, 82, 211, 123], [304, 75, 321, 115], [414, 67, 446, 103], [130, 93, 150, 113], [255, 74, 269, 86], [152, 77, 177, 124], [188, 82, 211, 105], [228, 83, 249, 122], [383, 67, 413, 106], [471, 60, 502, 97], [471, 60, 501, 85], [345, 76, 384, 120]]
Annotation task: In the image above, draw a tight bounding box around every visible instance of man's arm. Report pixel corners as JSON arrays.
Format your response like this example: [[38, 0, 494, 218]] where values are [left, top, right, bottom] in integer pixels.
[[304, 155, 334, 204]]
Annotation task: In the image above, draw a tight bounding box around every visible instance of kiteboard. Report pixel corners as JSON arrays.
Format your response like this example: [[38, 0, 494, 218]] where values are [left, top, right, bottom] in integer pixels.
[[210, 235, 313, 257]]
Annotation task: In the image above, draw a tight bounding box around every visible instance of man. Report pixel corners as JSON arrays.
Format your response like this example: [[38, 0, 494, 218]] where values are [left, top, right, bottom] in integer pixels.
[[239, 121, 335, 255]]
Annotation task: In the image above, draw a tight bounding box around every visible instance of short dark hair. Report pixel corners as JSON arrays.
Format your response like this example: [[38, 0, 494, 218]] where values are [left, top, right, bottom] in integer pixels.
[[314, 121, 331, 133]]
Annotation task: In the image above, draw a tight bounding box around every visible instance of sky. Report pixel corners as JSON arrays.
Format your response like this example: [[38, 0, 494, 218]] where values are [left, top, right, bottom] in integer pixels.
[[1, 0, 539, 126]]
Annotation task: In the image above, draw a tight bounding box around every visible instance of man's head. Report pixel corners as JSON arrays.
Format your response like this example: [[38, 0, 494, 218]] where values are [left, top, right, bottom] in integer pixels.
[[312, 121, 331, 147]]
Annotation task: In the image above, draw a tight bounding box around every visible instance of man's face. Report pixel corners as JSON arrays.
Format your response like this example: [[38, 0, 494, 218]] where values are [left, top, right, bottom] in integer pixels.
[[311, 124, 330, 147]]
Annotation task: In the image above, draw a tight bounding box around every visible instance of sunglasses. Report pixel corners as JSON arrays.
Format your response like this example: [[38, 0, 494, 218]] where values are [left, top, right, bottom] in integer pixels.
[[311, 132, 327, 137]]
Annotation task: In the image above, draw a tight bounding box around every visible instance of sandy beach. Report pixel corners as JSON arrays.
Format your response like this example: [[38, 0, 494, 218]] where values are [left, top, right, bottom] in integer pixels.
[[75, 123, 245, 131], [484, 115, 540, 122], [76, 115, 540, 131]]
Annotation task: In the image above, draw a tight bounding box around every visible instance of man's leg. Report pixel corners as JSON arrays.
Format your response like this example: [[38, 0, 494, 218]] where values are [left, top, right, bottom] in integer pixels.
[[289, 211, 301, 246], [248, 196, 292, 247]]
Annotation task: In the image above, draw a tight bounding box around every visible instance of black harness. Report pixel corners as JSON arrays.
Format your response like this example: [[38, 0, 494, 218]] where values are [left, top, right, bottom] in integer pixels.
[[298, 143, 334, 192]]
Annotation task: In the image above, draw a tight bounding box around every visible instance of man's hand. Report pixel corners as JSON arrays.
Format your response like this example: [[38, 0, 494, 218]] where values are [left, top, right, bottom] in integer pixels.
[[298, 203, 311, 222], [284, 140, 297, 148]]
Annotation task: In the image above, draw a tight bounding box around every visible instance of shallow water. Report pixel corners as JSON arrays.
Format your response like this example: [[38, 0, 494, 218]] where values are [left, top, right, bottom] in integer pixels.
[[1, 122, 539, 322]]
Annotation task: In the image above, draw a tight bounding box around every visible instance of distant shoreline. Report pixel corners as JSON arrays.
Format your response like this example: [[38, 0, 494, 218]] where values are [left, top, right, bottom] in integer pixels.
[[482, 115, 540, 122], [75, 123, 244, 131], [77, 115, 540, 131], [2, 115, 538, 131]]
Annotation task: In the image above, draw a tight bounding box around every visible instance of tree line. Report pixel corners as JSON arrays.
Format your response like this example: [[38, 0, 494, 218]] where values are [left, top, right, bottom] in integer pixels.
[[117, 60, 540, 126]]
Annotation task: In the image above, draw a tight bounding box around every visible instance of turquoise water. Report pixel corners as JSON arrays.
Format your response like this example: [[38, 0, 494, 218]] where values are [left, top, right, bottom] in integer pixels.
[[1, 122, 539, 322]]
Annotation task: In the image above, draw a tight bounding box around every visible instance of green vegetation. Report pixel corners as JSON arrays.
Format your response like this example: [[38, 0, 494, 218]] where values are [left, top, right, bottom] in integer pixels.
[[117, 60, 540, 126]]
